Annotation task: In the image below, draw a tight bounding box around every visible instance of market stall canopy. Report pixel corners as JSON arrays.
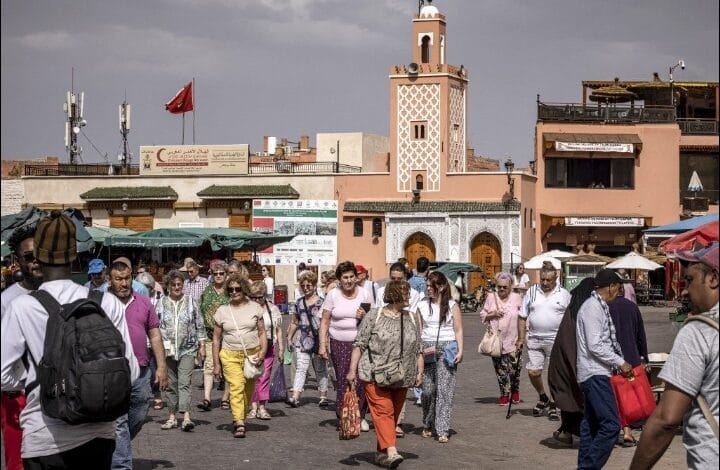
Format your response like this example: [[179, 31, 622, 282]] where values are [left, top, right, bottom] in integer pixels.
[[541, 249, 577, 259], [102, 227, 294, 251], [659, 220, 719, 253], [565, 254, 609, 266], [523, 254, 562, 270], [606, 252, 663, 271], [1, 207, 95, 254], [645, 214, 718, 234], [431, 262, 483, 283], [85, 226, 136, 244]]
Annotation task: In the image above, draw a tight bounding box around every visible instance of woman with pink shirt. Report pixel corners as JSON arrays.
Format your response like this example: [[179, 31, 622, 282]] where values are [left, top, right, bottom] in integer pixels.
[[318, 261, 372, 429], [479, 271, 523, 406]]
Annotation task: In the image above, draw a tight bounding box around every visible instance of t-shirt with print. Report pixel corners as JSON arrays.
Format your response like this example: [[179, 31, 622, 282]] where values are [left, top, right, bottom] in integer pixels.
[[214, 301, 264, 351], [658, 304, 719, 470], [322, 287, 372, 342]]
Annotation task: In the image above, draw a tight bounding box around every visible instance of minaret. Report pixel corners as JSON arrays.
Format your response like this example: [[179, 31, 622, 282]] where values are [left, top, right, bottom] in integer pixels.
[[389, 0, 468, 193]]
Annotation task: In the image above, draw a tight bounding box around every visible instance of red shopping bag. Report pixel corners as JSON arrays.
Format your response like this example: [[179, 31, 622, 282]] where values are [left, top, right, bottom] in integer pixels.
[[338, 384, 361, 440], [610, 365, 656, 427]]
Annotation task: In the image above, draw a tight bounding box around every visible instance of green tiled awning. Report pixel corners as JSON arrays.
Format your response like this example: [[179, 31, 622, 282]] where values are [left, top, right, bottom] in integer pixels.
[[344, 200, 520, 213], [80, 186, 178, 200], [197, 185, 299, 199]]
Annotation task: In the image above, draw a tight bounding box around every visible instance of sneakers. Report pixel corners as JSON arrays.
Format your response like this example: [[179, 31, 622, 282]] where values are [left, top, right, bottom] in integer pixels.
[[547, 405, 560, 421], [181, 418, 195, 432], [318, 397, 329, 407], [511, 391, 521, 404], [385, 452, 404, 468], [498, 395, 510, 406], [552, 430, 573, 446], [360, 419, 370, 432]]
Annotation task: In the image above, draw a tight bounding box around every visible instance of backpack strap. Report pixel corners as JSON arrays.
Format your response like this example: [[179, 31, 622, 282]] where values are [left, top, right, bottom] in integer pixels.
[[88, 288, 104, 306], [683, 315, 719, 440], [23, 290, 64, 396]]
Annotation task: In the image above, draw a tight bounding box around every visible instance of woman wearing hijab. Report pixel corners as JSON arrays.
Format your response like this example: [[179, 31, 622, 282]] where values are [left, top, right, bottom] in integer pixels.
[[547, 277, 597, 445]]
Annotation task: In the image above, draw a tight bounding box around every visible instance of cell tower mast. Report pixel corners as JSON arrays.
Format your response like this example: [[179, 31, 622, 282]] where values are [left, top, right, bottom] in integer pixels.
[[63, 68, 86, 164], [119, 97, 131, 168]]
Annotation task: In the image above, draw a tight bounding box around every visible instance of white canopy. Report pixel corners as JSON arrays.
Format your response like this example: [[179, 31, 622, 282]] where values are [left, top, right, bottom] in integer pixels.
[[524, 254, 562, 270], [606, 251, 663, 271], [541, 249, 577, 259], [687, 170, 704, 192]]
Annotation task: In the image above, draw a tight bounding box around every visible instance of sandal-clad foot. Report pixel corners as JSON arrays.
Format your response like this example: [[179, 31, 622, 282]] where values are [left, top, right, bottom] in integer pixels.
[[437, 435, 449, 443], [395, 426, 405, 438], [160, 417, 177, 430], [233, 422, 246, 438], [421, 428, 433, 438], [221, 400, 231, 410], [247, 409, 257, 419], [181, 418, 195, 432], [257, 408, 271, 420], [386, 451, 404, 468], [197, 399, 211, 411]]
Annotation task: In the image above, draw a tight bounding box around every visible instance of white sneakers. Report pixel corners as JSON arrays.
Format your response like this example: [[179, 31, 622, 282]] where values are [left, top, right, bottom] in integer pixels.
[[360, 419, 370, 432]]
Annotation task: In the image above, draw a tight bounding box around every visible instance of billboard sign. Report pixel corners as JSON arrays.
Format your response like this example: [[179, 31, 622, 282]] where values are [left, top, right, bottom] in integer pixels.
[[139, 144, 249, 175], [252, 199, 338, 265]]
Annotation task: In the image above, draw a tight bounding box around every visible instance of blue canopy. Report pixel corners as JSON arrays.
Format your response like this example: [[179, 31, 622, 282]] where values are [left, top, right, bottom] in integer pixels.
[[644, 214, 719, 234]]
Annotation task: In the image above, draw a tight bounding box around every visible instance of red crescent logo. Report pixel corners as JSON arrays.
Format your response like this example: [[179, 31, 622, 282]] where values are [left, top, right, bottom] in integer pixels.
[[156, 148, 166, 163]]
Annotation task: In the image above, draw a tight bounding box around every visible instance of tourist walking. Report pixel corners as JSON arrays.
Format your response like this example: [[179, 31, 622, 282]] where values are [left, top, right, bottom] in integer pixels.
[[319, 261, 373, 430], [261, 265, 275, 302], [512, 264, 530, 294], [248, 281, 284, 419], [347, 280, 423, 468], [181, 258, 208, 303], [212, 274, 267, 438], [478, 272, 522, 405], [418, 271, 464, 443], [157, 270, 206, 432], [286, 270, 329, 407]]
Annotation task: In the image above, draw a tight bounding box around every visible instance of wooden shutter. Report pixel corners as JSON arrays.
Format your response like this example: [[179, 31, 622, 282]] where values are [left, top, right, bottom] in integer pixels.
[[229, 214, 251, 230], [109, 214, 153, 232]]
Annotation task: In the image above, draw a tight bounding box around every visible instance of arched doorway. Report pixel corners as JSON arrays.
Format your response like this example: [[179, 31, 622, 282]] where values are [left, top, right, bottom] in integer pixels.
[[470, 232, 502, 291], [404, 232, 436, 271]]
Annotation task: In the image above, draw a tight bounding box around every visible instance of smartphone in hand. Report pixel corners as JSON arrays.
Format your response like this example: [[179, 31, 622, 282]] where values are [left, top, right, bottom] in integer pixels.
[[360, 302, 371, 313]]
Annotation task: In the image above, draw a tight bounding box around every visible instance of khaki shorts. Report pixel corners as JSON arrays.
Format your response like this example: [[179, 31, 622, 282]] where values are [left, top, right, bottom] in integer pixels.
[[526, 338, 554, 371], [203, 342, 215, 375]]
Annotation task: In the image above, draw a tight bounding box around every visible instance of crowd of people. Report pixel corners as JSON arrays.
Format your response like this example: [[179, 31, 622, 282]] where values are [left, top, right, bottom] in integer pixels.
[[1, 210, 718, 469]]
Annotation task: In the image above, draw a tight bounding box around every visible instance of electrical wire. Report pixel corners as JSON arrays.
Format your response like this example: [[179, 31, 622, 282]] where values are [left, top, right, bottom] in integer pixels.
[[80, 129, 108, 163]]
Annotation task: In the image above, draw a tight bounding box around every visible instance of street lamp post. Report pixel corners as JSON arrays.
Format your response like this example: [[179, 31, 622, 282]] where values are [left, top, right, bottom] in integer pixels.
[[668, 59, 685, 109], [504, 157, 515, 200]]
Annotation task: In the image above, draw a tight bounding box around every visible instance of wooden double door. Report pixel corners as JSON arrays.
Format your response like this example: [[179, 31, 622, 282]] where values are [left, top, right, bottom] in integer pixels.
[[404, 232, 436, 271], [470, 232, 501, 291]]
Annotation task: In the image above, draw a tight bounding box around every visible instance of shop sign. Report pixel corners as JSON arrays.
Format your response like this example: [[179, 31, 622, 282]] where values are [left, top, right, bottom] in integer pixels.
[[555, 142, 634, 153], [139, 144, 249, 175], [565, 216, 644, 227]]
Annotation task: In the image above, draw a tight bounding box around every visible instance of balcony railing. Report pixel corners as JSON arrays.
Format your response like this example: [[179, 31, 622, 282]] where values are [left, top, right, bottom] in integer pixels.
[[537, 101, 676, 124], [677, 119, 719, 135], [248, 162, 362, 174], [24, 164, 140, 176], [680, 189, 719, 205], [23, 162, 362, 176]]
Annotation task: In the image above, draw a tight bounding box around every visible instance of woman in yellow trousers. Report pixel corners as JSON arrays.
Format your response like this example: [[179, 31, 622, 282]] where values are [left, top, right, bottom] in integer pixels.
[[212, 274, 267, 438]]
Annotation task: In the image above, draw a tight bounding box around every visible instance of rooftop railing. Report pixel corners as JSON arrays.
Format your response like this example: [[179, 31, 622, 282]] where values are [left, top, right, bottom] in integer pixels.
[[677, 118, 719, 135], [537, 101, 676, 123]]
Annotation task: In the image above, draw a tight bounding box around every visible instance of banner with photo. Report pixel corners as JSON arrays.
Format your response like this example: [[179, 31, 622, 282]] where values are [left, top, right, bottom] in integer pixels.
[[252, 199, 338, 265]]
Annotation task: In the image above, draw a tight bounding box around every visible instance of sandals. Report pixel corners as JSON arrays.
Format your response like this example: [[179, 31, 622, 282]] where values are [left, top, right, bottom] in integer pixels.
[[221, 400, 231, 410], [421, 428, 433, 438], [197, 399, 212, 412], [153, 399, 164, 410], [247, 409, 257, 419], [547, 405, 560, 421], [181, 419, 195, 432], [532, 399, 550, 417], [233, 423, 246, 438], [160, 417, 177, 430], [395, 426, 405, 438], [437, 436, 449, 443], [287, 397, 299, 408], [257, 408, 271, 420], [318, 397, 329, 407], [621, 436, 638, 447]]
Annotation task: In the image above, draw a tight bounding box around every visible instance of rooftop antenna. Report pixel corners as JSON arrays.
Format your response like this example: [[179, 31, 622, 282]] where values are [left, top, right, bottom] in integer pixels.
[[118, 91, 132, 169], [63, 67, 86, 164]]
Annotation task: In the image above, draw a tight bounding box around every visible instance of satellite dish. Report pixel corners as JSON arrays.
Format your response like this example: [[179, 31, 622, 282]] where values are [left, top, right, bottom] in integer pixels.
[[408, 62, 419, 74]]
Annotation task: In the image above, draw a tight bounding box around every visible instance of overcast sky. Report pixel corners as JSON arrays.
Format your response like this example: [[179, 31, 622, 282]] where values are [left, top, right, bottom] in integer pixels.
[[1, 0, 718, 166]]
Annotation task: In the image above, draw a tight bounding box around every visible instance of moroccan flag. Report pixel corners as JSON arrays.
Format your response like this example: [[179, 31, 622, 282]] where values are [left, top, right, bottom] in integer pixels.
[[165, 81, 193, 114]]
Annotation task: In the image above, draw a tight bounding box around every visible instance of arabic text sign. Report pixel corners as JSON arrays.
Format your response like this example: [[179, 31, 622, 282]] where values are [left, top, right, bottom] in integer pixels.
[[253, 199, 338, 265], [139, 145, 249, 175], [565, 216, 644, 227], [555, 142, 634, 153]]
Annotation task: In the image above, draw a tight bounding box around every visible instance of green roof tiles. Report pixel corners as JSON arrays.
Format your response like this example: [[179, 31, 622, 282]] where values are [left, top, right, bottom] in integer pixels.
[[80, 186, 178, 200], [344, 200, 520, 213], [197, 185, 300, 198]]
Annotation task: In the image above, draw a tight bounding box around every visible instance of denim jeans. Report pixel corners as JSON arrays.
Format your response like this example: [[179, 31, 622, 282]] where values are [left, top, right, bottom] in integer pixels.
[[112, 366, 152, 470], [578, 375, 621, 470]]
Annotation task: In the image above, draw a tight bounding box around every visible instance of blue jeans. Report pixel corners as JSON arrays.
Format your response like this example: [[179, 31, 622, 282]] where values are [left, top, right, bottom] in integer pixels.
[[112, 366, 152, 470], [578, 375, 621, 470]]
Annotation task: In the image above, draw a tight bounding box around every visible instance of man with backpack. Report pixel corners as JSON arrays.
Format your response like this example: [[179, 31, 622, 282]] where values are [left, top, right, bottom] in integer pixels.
[[630, 242, 719, 470], [0, 210, 139, 469], [108, 257, 167, 470]]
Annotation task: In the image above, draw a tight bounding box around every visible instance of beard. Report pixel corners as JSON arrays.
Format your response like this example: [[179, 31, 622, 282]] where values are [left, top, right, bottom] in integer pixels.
[[20, 265, 43, 289]]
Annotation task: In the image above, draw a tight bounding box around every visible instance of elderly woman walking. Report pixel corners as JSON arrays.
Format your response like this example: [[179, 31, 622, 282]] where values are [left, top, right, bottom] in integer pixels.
[[479, 272, 523, 405], [347, 280, 423, 468], [418, 271, 464, 443], [319, 261, 373, 430], [247, 281, 284, 420], [157, 270, 206, 432], [212, 274, 267, 438]]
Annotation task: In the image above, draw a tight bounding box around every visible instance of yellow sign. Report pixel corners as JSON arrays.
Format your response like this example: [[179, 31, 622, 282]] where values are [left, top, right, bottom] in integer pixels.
[[139, 145, 249, 175]]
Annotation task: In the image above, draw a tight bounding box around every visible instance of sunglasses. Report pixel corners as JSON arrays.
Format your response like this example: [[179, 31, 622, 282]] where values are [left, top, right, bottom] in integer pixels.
[[227, 286, 244, 294], [20, 251, 36, 263], [250, 295, 265, 300], [213, 272, 226, 276]]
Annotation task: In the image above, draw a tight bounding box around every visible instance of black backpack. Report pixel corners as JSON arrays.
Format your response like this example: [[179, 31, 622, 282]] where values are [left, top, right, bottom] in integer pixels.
[[25, 289, 132, 424]]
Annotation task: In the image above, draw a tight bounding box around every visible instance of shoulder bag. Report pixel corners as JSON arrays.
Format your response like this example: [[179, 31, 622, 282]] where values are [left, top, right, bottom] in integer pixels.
[[478, 292, 502, 357], [368, 310, 404, 388]]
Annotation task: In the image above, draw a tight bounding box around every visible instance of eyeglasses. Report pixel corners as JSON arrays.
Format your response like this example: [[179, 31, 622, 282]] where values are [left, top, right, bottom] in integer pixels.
[[300, 283, 314, 288], [213, 272, 226, 276], [20, 251, 36, 263], [250, 295, 265, 300], [227, 286, 244, 294]]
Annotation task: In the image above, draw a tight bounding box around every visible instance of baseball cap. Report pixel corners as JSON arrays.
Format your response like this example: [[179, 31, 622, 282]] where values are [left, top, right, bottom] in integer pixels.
[[675, 242, 719, 271], [356, 264, 367, 274], [33, 210, 77, 265], [112, 256, 132, 271], [594, 268, 623, 288], [88, 258, 106, 274]]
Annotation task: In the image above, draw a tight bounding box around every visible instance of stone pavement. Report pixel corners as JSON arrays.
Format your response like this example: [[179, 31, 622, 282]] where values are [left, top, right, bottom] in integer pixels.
[[127, 306, 685, 470], [1, 307, 686, 470]]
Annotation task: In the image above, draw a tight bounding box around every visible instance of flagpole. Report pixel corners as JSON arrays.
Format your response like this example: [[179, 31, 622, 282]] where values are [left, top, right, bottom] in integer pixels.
[[182, 113, 185, 145], [192, 78, 196, 145]]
